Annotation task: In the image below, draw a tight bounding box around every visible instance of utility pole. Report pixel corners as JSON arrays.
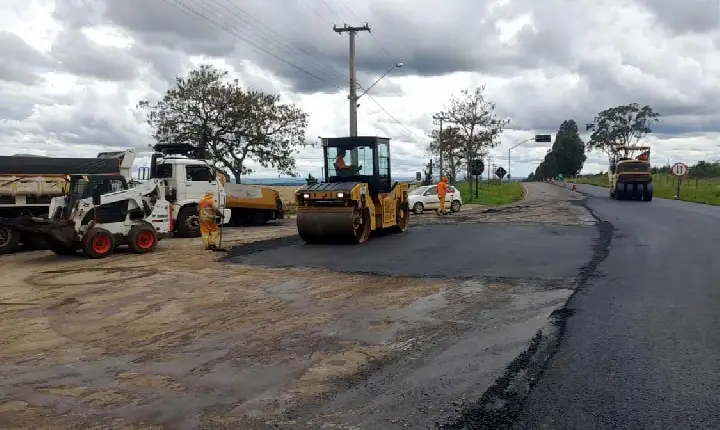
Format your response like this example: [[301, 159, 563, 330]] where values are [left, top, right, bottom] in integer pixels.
[[334, 23, 370, 166], [334, 23, 370, 138], [432, 114, 449, 179]]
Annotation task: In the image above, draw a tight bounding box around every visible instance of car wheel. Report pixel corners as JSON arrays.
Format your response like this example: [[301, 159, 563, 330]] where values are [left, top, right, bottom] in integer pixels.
[[413, 202, 424, 215], [451, 200, 461, 212]]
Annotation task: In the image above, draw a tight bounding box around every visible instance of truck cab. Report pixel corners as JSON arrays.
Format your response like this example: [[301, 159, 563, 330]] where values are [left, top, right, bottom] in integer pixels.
[[152, 157, 228, 237], [99, 146, 229, 238]]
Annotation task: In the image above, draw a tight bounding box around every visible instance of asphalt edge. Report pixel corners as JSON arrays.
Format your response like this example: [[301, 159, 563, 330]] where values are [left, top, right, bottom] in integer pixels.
[[437, 195, 614, 430]]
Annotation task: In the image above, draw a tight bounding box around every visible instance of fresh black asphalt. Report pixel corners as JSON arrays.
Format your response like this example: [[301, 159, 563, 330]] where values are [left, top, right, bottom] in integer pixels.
[[226, 222, 594, 280], [225, 184, 720, 429], [513, 185, 720, 430]]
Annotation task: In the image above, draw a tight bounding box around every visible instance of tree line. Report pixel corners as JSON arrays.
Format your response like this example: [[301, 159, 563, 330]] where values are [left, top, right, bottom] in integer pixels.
[[527, 103, 661, 181], [139, 64, 309, 183]]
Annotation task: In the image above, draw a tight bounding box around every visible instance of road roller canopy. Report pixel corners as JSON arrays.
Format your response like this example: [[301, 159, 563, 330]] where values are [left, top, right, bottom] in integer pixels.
[[322, 136, 393, 194]]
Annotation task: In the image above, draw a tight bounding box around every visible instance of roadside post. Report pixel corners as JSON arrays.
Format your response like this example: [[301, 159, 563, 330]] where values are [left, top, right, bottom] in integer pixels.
[[495, 166, 507, 194], [671, 162, 689, 199], [469, 159, 484, 201]]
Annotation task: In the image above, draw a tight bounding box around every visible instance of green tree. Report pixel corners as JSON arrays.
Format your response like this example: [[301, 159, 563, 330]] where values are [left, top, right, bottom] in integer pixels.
[[585, 103, 660, 160], [551, 120, 587, 176], [138, 64, 309, 183]]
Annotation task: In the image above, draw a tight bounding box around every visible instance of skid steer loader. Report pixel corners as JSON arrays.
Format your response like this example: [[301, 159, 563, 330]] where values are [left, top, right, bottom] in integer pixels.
[[295, 136, 410, 244], [9, 173, 173, 258]]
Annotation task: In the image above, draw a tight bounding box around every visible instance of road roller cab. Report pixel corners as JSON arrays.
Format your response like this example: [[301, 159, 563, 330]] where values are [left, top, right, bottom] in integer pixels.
[[608, 146, 653, 201], [295, 136, 410, 244]]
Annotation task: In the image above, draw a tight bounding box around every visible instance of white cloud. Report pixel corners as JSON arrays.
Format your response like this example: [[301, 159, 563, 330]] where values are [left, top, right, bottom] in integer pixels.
[[0, 0, 718, 180]]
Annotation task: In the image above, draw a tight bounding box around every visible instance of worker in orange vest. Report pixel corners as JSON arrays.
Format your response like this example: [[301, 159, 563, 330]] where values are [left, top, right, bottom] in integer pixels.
[[437, 176, 449, 215], [198, 191, 223, 250]]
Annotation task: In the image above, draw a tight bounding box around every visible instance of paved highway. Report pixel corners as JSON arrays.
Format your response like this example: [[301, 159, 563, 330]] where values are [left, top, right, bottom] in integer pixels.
[[515, 184, 720, 429]]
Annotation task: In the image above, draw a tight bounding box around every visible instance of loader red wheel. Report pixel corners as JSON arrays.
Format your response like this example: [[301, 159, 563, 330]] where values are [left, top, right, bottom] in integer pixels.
[[81, 228, 115, 259], [128, 223, 158, 254]]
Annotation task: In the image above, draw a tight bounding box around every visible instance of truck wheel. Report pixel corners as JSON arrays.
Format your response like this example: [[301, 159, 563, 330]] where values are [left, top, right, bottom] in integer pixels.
[[81, 227, 116, 259], [251, 211, 270, 226], [176, 206, 201, 238], [0, 226, 21, 255], [128, 223, 158, 253]]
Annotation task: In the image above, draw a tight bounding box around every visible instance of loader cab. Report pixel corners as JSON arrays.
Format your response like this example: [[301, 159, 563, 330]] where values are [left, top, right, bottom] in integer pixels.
[[323, 136, 392, 194], [58, 174, 128, 220]]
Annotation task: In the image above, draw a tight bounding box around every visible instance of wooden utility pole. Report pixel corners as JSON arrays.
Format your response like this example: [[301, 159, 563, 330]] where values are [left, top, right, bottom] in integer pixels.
[[433, 114, 449, 179]]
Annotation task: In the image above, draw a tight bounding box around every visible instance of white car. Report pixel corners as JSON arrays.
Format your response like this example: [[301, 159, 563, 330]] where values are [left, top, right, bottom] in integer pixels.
[[408, 184, 463, 215]]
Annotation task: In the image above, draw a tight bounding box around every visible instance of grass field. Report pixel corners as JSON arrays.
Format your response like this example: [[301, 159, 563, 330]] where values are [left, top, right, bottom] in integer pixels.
[[455, 180, 525, 206], [575, 174, 720, 205]]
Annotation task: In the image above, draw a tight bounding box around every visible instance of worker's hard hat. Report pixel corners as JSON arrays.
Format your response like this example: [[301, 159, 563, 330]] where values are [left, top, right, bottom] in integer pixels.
[[204, 191, 214, 198]]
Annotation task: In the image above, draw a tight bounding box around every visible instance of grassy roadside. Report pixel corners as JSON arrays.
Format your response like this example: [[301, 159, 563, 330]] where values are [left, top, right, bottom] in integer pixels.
[[455, 180, 525, 206], [575, 174, 720, 205]]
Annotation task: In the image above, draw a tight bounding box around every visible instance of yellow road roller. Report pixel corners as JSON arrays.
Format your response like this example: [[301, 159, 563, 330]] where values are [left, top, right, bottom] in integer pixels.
[[295, 136, 410, 244]]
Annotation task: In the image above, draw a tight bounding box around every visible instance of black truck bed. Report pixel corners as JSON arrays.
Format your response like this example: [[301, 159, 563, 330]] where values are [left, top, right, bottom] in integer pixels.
[[0, 157, 120, 175]]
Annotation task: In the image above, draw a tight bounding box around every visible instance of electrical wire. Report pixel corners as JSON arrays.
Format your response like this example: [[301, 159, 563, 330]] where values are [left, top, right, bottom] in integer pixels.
[[162, 0, 343, 90]]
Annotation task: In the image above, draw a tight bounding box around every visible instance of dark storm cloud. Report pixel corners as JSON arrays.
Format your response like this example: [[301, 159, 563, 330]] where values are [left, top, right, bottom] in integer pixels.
[[0, 31, 56, 85], [50, 29, 140, 81], [64, 0, 564, 95], [636, 0, 720, 34]]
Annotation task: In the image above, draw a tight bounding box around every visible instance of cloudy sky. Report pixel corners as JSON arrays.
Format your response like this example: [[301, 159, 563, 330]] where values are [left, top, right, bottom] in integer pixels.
[[1, 0, 719, 179]]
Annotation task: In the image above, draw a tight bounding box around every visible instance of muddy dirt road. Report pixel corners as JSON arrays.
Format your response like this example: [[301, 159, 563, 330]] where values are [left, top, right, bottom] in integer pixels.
[[0, 183, 599, 429]]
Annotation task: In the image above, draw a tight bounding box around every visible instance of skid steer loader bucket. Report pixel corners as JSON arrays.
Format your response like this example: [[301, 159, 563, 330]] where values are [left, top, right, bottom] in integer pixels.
[[0, 217, 77, 248]]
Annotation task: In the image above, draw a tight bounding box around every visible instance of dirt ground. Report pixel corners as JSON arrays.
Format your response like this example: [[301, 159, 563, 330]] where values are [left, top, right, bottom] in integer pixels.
[[0, 183, 591, 429]]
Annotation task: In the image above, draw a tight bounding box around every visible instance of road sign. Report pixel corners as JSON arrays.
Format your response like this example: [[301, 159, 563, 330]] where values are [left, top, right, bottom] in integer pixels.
[[495, 166, 507, 179], [507, 174, 512, 180], [415, 171, 422, 181], [469, 159, 484, 176], [671, 162, 688, 177], [535, 134, 552, 143]]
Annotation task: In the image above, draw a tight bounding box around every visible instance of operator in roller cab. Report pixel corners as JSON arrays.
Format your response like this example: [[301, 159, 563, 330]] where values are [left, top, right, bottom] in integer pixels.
[[334, 148, 362, 176]]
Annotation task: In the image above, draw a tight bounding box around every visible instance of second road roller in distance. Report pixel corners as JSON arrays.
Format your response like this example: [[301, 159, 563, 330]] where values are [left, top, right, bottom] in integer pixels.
[[295, 136, 410, 244], [608, 145, 653, 201]]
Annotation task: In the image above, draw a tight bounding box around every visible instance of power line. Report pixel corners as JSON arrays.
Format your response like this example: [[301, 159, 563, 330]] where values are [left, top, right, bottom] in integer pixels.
[[162, 0, 343, 90], [334, 0, 397, 63], [364, 93, 431, 143], [207, 0, 348, 84]]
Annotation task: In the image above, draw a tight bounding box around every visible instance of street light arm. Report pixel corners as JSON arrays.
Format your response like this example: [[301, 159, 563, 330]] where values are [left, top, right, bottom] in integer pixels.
[[510, 137, 536, 151], [357, 63, 404, 100]]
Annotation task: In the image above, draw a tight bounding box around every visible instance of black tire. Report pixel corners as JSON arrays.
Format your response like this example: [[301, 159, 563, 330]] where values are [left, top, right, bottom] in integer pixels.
[[450, 200, 461, 213], [127, 222, 158, 254], [251, 211, 270, 226], [176, 206, 201, 238], [413, 202, 424, 215], [80, 227, 116, 259], [0, 226, 21, 255], [643, 191, 653, 202]]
